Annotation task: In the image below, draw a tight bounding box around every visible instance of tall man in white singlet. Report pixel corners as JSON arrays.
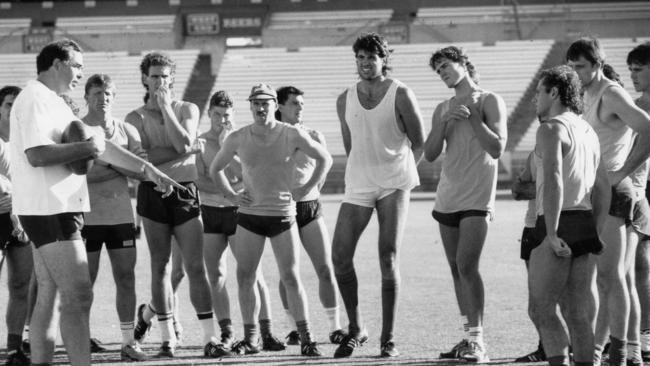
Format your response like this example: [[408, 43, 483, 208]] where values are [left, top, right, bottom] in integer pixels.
[[528, 65, 608, 366], [332, 33, 425, 358], [275, 86, 347, 346], [210, 83, 332, 357], [567, 38, 650, 366]]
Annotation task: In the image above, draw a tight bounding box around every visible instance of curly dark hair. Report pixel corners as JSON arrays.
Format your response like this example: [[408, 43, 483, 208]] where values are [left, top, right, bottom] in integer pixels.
[[353, 33, 393, 76], [139, 52, 175, 102], [539, 65, 583, 115], [429, 46, 479, 84], [209, 90, 233, 109]]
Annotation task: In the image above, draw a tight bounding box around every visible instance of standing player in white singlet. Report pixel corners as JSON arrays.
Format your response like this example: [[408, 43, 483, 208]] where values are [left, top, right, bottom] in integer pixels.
[[627, 42, 650, 363], [528, 65, 608, 366], [332, 33, 424, 358], [274, 86, 346, 346], [126, 52, 221, 358], [80, 74, 147, 362], [566, 38, 650, 366], [425, 46, 507, 362], [210, 83, 332, 357], [194, 90, 285, 356]]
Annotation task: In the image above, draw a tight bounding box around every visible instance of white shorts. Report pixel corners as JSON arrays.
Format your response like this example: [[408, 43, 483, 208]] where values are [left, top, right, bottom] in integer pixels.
[[343, 188, 397, 208]]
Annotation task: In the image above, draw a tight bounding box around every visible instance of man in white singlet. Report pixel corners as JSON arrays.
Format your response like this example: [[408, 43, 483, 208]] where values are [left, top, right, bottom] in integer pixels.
[[528, 65, 608, 366], [210, 83, 332, 357], [567, 37, 650, 366], [332, 33, 425, 358]]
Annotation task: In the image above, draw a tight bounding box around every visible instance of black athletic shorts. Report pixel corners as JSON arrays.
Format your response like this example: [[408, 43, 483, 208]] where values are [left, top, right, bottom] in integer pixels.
[[520, 226, 539, 261], [296, 199, 322, 228], [19, 212, 84, 248], [201, 205, 238, 236], [0, 213, 28, 250], [136, 181, 201, 227], [532, 210, 603, 258], [628, 198, 650, 237], [431, 209, 491, 228], [610, 179, 643, 221], [82, 223, 136, 252], [237, 212, 295, 238]]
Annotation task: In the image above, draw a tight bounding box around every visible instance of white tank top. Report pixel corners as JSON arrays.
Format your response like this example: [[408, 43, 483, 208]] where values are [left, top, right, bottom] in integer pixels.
[[584, 79, 633, 172], [535, 112, 600, 215], [434, 91, 498, 213], [344, 79, 419, 192]]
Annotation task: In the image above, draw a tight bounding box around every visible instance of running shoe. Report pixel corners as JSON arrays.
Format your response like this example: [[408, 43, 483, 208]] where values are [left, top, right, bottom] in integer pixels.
[[301, 341, 322, 357], [120, 343, 147, 361], [262, 334, 286, 351], [329, 329, 348, 344], [460, 341, 490, 363], [204, 340, 232, 358], [21, 339, 29, 354], [90, 337, 107, 353], [440, 338, 469, 359], [156, 341, 175, 358], [285, 330, 300, 345], [380, 341, 399, 357], [5, 349, 29, 366], [642, 350, 650, 362], [220, 332, 234, 349], [133, 304, 152, 342], [231, 340, 261, 355], [333, 331, 368, 358], [515, 347, 546, 362]]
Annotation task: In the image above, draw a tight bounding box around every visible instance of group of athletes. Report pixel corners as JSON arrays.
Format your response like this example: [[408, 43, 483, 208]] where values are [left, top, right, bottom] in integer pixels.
[[1, 31, 650, 366]]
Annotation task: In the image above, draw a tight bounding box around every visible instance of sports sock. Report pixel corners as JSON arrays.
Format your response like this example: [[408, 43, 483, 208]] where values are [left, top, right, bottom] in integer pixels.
[[7, 333, 22, 351], [23, 325, 29, 340], [461, 314, 469, 338], [642, 329, 650, 352], [609, 336, 627, 366], [197, 312, 216, 344], [143, 303, 156, 323], [120, 321, 135, 346], [335, 270, 359, 332], [243, 323, 259, 345], [296, 320, 312, 345], [381, 278, 398, 344], [547, 355, 569, 366], [218, 318, 233, 338], [469, 326, 484, 347], [324, 307, 341, 332], [284, 308, 296, 331], [259, 318, 272, 338], [157, 312, 176, 345], [627, 340, 642, 364]]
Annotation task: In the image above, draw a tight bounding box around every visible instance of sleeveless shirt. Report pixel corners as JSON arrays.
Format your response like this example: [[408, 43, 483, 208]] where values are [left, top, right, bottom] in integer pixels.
[[344, 80, 419, 192], [292, 125, 320, 202], [524, 160, 537, 228], [534, 112, 600, 215], [434, 91, 498, 213], [196, 129, 238, 207], [132, 101, 198, 182], [237, 122, 297, 216], [583, 79, 633, 172]]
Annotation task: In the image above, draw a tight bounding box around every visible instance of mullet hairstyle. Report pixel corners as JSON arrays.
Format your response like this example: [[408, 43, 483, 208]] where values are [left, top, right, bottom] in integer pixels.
[[429, 46, 480, 84], [539, 65, 584, 115], [139, 52, 176, 103], [353, 33, 393, 76], [566, 37, 622, 86]]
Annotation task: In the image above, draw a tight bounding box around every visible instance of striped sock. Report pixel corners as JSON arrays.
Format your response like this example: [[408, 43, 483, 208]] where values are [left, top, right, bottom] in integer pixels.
[[642, 329, 650, 352], [120, 321, 135, 346], [461, 315, 469, 338], [157, 312, 176, 345], [218, 318, 233, 339], [469, 326, 484, 346], [7, 333, 22, 351], [197, 312, 216, 344], [627, 340, 641, 364], [244, 323, 259, 345], [143, 303, 156, 323], [324, 307, 341, 332], [296, 320, 312, 345], [259, 318, 272, 338], [609, 336, 627, 366]]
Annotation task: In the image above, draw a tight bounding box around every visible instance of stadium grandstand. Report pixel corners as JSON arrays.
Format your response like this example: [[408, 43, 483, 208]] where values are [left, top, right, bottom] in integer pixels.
[[0, 0, 648, 191]]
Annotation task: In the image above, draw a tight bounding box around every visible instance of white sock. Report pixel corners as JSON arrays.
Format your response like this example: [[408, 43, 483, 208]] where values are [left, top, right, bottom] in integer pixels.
[[198, 314, 217, 344], [158, 314, 176, 345], [461, 315, 469, 338], [642, 329, 650, 352], [144, 303, 156, 323], [469, 326, 484, 346], [324, 307, 341, 332], [120, 321, 135, 346], [284, 308, 296, 330], [23, 325, 29, 338]]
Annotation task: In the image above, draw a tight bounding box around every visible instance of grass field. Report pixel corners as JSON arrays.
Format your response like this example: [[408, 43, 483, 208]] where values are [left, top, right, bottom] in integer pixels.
[[0, 194, 542, 365]]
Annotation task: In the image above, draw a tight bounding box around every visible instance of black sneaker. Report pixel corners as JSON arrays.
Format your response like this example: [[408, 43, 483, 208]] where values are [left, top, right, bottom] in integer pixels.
[[5, 349, 30, 366], [301, 341, 322, 357], [329, 329, 348, 344], [134, 304, 152, 342], [333, 331, 368, 358], [628, 359, 643, 366], [231, 340, 261, 355], [515, 347, 546, 362], [286, 330, 300, 345], [642, 350, 650, 362], [440, 339, 469, 359], [220, 332, 234, 349], [90, 337, 107, 353], [262, 334, 286, 351], [380, 341, 399, 357], [21, 339, 30, 354], [156, 341, 175, 358], [204, 340, 232, 358]]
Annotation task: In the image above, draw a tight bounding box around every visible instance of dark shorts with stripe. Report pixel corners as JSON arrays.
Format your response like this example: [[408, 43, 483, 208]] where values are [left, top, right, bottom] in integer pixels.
[[431, 209, 491, 228], [532, 210, 603, 258], [520, 226, 540, 261], [296, 199, 322, 228], [237, 212, 295, 238], [201, 205, 238, 236], [82, 223, 136, 252], [19, 212, 84, 248], [136, 181, 201, 227], [0, 213, 28, 250]]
